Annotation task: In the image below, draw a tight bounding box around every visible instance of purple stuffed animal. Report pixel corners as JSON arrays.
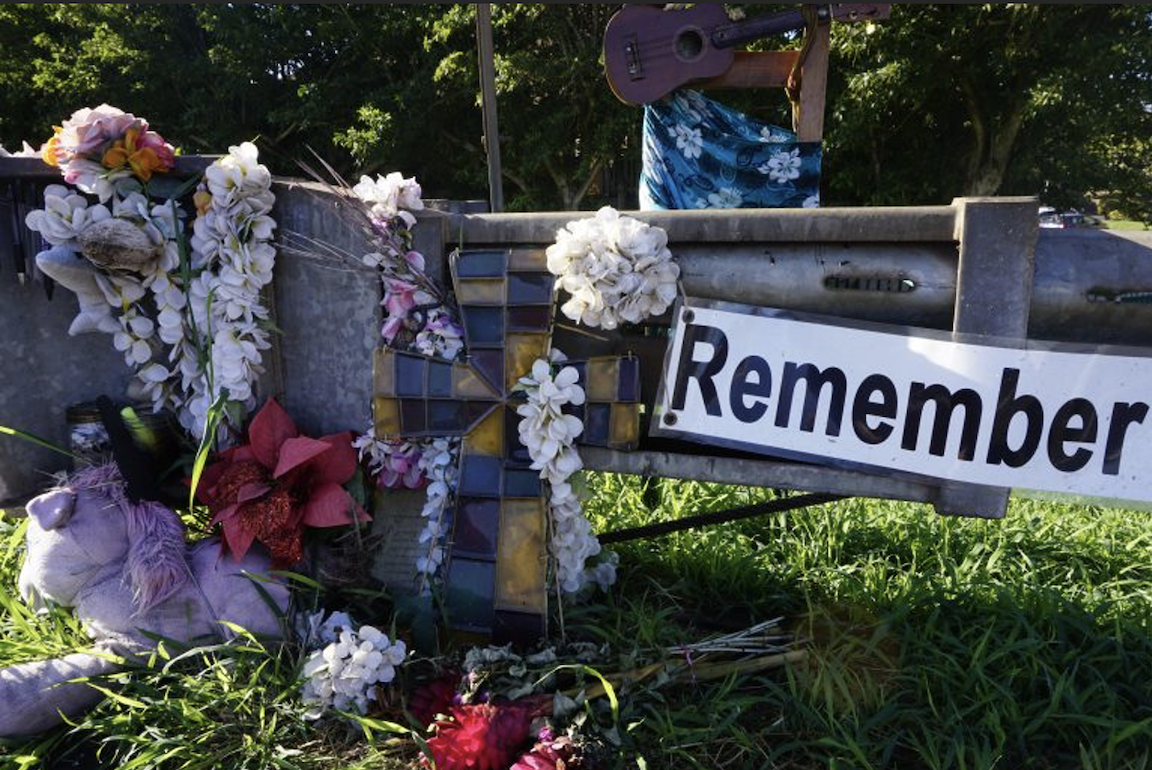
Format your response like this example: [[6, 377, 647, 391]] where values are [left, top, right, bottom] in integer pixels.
[[0, 463, 289, 736]]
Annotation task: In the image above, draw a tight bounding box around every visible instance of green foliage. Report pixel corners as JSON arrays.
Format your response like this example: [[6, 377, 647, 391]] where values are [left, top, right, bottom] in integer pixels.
[[825, 4, 1152, 208], [1, 4, 1148, 211], [4, 475, 1152, 767]]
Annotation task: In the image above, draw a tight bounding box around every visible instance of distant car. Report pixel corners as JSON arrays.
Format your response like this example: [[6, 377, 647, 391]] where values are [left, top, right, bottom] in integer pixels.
[[1038, 207, 1101, 229], [1039, 207, 1061, 228]]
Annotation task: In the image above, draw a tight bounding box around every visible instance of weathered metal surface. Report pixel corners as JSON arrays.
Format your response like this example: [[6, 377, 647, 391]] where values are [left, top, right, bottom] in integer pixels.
[[932, 197, 1038, 519], [581, 446, 938, 502], [0, 279, 133, 504], [449, 204, 959, 244], [0, 156, 216, 180], [269, 182, 445, 437]]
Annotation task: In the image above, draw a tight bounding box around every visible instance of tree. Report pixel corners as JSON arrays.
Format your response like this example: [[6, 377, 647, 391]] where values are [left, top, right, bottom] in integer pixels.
[[824, 4, 1152, 207], [1, 5, 1149, 214]]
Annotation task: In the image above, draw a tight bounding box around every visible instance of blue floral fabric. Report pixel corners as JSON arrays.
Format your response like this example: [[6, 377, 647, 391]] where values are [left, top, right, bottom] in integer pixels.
[[640, 90, 822, 211]]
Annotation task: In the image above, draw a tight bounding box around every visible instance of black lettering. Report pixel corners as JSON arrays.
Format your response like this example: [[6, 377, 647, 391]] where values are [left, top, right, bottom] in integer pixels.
[[775, 363, 847, 436], [1046, 398, 1098, 473], [670, 323, 729, 417], [1103, 401, 1149, 475], [902, 382, 983, 460], [729, 356, 772, 423], [986, 368, 1044, 468], [852, 374, 897, 444]]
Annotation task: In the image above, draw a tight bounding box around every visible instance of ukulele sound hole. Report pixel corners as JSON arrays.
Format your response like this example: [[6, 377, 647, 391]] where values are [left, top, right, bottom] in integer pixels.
[[674, 29, 705, 61]]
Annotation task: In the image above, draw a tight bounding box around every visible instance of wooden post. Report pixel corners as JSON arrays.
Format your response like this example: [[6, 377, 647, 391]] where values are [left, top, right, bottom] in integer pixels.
[[476, 4, 504, 213], [796, 21, 830, 141]]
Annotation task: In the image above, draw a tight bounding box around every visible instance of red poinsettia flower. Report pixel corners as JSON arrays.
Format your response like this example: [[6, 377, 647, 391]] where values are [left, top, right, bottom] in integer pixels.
[[425, 697, 551, 770], [197, 398, 368, 567]]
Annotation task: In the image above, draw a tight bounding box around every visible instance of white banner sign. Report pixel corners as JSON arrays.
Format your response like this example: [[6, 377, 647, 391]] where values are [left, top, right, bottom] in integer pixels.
[[652, 299, 1152, 503]]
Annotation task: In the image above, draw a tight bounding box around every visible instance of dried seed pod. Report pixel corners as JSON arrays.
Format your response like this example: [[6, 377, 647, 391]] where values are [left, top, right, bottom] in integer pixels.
[[78, 218, 159, 271]]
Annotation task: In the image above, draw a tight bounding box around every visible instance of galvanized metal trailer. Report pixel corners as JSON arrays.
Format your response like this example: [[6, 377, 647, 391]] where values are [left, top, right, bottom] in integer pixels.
[[3, 159, 1152, 536]]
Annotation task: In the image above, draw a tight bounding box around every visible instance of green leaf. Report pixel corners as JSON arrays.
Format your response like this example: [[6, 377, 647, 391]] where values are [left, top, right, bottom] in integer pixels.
[[0, 424, 76, 459]]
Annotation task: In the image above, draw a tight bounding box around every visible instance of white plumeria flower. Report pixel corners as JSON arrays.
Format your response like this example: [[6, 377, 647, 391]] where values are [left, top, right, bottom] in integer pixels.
[[25, 185, 112, 246], [300, 623, 405, 720], [515, 351, 614, 594], [352, 171, 423, 221]]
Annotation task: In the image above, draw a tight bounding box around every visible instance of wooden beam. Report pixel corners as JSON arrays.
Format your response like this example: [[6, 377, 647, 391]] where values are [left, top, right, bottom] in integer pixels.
[[696, 51, 798, 91], [796, 21, 830, 141]]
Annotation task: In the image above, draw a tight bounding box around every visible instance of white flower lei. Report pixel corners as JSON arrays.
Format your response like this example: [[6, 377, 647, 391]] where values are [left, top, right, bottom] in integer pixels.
[[27, 186, 187, 410], [299, 613, 406, 720], [517, 350, 616, 594], [545, 206, 679, 330], [177, 142, 276, 436], [25, 143, 275, 440]]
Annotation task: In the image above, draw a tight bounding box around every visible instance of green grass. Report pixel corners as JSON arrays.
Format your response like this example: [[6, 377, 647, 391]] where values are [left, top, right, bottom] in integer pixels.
[[1103, 220, 1149, 231], [4, 476, 1152, 769]]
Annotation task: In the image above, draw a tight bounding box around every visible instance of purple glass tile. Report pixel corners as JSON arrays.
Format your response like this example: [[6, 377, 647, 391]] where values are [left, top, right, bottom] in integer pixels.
[[428, 361, 453, 396], [584, 404, 610, 445], [618, 357, 640, 402], [493, 610, 544, 645], [507, 306, 552, 332], [400, 399, 426, 432], [463, 306, 504, 347], [452, 497, 500, 558], [503, 468, 542, 498], [429, 400, 462, 431], [469, 349, 504, 393]]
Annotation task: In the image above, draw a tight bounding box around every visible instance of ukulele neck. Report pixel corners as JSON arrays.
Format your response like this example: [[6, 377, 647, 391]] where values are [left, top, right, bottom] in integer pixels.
[[710, 6, 829, 50]]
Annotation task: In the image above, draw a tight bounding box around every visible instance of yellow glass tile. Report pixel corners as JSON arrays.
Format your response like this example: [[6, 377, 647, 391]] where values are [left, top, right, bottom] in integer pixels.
[[463, 408, 504, 456], [495, 499, 547, 613], [454, 363, 500, 399], [609, 402, 640, 449], [456, 278, 506, 305], [373, 348, 395, 397], [373, 396, 401, 436], [508, 248, 547, 271], [586, 357, 619, 401], [505, 333, 549, 391]]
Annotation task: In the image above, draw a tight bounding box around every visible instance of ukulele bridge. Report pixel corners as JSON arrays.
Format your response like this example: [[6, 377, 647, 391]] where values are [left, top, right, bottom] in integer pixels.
[[624, 34, 644, 80]]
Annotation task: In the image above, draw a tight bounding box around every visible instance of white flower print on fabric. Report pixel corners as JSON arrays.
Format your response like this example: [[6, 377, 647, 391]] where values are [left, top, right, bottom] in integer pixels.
[[760, 148, 802, 184], [672, 124, 703, 160], [706, 187, 744, 208]]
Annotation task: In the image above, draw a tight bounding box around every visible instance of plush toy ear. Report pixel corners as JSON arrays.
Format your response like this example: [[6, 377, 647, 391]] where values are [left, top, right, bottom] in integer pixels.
[[122, 499, 190, 614], [26, 489, 75, 531]]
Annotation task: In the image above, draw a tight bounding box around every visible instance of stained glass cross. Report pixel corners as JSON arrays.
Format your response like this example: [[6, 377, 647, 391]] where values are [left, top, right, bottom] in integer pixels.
[[373, 248, 640, 644]]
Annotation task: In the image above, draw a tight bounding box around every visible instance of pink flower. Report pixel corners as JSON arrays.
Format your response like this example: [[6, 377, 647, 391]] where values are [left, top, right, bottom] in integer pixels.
[[136, 129, 176, 169], [405, 250, 426, 272], [383, 277, 418, 317]]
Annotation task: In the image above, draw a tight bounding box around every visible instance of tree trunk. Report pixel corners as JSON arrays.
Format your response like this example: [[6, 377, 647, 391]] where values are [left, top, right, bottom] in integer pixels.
[[959, 77, 1027, 196]]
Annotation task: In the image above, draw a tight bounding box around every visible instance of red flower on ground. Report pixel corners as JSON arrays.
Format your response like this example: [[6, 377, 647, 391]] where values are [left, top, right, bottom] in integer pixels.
[[197, 398, 368, 566], [409, 671, 462, 727], [425, 698, 550, 770]]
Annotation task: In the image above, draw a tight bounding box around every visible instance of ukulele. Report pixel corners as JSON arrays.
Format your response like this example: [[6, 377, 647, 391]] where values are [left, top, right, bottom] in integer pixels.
[[603, 4, 889, 106]]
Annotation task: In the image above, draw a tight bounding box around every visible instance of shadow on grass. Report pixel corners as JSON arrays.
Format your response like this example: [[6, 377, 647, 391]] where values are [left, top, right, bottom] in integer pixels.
[[578, 475, 1152, 769]]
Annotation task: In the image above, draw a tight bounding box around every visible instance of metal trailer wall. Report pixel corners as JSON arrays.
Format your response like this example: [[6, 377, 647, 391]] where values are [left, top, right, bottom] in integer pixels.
[[3, 164, 1152, 518]]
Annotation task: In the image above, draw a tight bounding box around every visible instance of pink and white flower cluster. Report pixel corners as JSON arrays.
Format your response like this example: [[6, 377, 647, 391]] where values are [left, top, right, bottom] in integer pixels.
[[40, 104, 175, 202]]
